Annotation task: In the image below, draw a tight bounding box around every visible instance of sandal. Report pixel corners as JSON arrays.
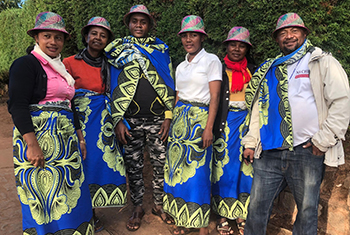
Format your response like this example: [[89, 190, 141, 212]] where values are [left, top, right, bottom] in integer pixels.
[[152, 207, 175, 225], [94, 217, 104, 233], [173, 227, 190, 235], [126, 207, 145, 231], [217, 221, 233, 235], [93, 210, 104, 233], [237, 221, 246, 235]]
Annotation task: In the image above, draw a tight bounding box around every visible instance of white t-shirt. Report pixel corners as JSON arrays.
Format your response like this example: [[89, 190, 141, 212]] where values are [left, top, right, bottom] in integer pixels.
[[176, 49, 222, 104], [288, 52, 319, 146]]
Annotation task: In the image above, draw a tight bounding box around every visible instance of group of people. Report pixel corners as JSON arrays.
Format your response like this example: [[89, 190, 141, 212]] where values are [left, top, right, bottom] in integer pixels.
[[7, 4, 350, 235]]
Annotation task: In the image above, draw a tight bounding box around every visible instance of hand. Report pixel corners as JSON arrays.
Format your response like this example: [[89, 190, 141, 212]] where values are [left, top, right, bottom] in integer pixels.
[[114, 120, 131, 145], [76, 130, 87, 160], [158, 119, 171, 143], [303, 141, 325, 156], [243, 148, 254, 165], [79, 141, 87, 160], [26, 142, 45, 168], [201, 128, 213, 149], [23, 132, 45, 168]]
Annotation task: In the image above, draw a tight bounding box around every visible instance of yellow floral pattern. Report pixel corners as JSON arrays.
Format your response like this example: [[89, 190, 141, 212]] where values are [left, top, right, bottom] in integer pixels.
[[13, 109, 84, 225], [211, 194, 250, 220], [212, 123, 229, 184], [91, 184, 127, 207], [74, 95, 125, 176], [73, 93, 127, 208], [106, 36, 175, 125], [23, 219, 94, 235], [164, 104, 209, 186], [111, 58, 174, 124], [163, 194, 211, 228], [98, 108, 125, 175]]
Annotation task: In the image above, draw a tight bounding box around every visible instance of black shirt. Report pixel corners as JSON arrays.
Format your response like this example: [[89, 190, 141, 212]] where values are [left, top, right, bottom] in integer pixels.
[[125, 72, 165, 118]]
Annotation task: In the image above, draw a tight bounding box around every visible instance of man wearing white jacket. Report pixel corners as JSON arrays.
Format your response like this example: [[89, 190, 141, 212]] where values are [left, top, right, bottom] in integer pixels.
[[242, 13, 350, 235]]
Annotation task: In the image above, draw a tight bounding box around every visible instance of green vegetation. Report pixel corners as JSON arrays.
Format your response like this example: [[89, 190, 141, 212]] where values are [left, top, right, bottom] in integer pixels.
[[1, 0, 350, 87], [0, 0, 21, 12]]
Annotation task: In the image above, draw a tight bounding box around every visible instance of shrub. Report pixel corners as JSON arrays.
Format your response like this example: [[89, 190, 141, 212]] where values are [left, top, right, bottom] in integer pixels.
[[1, 0, 349, 82]]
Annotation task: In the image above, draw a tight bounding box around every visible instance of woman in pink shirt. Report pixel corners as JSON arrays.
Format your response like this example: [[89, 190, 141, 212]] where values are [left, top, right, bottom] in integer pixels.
[[7, 12, 93, 235]]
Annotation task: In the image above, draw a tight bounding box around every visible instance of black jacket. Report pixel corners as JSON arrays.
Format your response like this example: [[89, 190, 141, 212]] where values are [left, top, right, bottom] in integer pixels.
[[213, 63, 257, 137], [8, 54, 80, 135]]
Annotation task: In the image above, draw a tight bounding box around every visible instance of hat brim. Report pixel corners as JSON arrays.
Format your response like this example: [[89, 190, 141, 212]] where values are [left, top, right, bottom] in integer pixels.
[[27, 28, 71, 39], [222, 38, 252, 47], [81, 24, 114, 38], [177, 30, 208, 37], [123, 12, 155, 29], [272, 25, 310, 39]]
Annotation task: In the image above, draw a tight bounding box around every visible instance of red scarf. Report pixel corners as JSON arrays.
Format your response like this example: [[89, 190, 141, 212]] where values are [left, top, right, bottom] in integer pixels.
[[224, 55, 251, 93]]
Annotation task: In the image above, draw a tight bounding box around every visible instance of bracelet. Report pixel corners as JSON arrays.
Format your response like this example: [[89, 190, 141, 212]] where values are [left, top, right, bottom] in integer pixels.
[[79, 140, 86, 144]]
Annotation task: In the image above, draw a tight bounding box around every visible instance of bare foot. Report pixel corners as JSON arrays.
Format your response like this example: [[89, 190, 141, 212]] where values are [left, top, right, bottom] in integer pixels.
[[199, 227, 209, 235], [236, 218, 246, 235], [126, 206, 144, 231], [216, 217, 233, 235], [173, 226, 189, 235], [93, 209, 104, 232], [153, 204, 175, 224]]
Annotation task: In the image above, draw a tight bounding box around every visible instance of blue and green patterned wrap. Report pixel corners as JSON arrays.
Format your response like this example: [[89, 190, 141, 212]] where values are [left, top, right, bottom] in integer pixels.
[[244, 39, 314, 151], [212, 106, 253, 220], [13, 102, 93, 235], [105, 36, 175, 125], [163, 100, 212, 228], [74, 89, 127, 208]]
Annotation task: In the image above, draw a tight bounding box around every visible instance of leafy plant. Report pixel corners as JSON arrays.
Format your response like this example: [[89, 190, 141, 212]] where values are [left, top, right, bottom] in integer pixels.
[[1, 0, 349, 84]]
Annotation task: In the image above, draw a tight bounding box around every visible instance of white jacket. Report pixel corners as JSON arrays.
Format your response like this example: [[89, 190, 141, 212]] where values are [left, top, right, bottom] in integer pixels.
[[242, 47, 350, 167]]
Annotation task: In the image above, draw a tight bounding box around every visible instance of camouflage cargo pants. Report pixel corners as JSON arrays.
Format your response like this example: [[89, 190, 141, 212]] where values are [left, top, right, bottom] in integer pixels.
[[124, 116, 167, 206]]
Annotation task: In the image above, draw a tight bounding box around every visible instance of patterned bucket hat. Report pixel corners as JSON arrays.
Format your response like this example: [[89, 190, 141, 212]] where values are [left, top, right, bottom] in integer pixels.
[[123, 4, 155, 28], [27, 11, 70, 38], [223, 26, 252, 46], [272, 13, 310, 38], [81, 16, 114, 38], [178, 15, 207, 36]]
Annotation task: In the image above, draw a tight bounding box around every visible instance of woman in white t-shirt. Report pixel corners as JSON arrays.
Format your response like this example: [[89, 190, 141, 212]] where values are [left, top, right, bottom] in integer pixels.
[[163, 15, 222, 235]]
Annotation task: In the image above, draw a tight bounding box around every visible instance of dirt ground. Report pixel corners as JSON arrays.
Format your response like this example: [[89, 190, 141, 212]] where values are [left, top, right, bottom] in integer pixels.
[[0, 94, 349, 235]]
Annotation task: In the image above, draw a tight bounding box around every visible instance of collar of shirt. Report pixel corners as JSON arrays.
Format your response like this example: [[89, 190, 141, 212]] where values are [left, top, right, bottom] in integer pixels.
[[32, 51, 49, 65], [184, 48, 206, 65]]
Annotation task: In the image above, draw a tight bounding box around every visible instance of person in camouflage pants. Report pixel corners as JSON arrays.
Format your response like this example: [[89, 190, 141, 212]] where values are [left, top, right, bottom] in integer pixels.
[[105, 4, 175, 231]]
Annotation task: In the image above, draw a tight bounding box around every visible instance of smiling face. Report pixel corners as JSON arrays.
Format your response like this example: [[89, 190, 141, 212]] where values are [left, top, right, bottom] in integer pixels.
[[275, 27, 307, 55], [226, 41, 248, 62], [128, 13, 150, 38], [34, 30, 65, 58], [85, 26, 109, 56], [180, 32, 205, 62]]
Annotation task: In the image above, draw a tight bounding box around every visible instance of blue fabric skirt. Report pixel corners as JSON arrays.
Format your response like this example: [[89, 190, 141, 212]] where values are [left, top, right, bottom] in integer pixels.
[[13, 103, 93, 235], [212, 107, 253, 220], [163, 100, 212, 228], [74, 89, 127, 208]]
